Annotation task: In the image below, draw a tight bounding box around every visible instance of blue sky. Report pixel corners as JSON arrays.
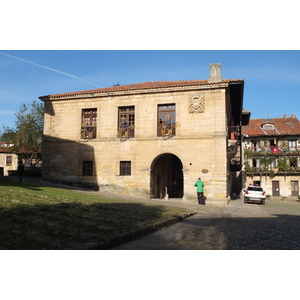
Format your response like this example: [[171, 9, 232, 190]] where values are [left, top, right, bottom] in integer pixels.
[[1, 50, 299, 130]]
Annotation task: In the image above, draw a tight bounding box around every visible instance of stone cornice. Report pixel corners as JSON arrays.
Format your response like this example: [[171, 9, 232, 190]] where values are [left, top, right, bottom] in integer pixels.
[[39, 80, 243, 102]]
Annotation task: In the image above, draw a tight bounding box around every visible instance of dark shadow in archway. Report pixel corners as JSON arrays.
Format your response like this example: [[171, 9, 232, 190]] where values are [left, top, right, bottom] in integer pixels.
[[150, 153, 183, 199]]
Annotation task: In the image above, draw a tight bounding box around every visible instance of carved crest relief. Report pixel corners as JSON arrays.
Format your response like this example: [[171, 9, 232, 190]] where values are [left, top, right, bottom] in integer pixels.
[[189, 94, 205, 113]]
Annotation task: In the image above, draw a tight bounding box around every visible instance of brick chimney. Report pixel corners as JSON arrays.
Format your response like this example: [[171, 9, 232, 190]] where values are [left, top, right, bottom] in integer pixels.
[[208, 63, 222, 83]]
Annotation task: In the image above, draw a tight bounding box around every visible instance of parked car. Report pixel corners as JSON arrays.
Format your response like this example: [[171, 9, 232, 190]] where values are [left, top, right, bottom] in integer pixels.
[[244, 186, 266, 205]]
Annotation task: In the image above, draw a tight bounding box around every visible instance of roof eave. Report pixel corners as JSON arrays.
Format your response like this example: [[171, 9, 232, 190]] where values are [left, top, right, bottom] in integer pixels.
[[39, 79, 243, 101]]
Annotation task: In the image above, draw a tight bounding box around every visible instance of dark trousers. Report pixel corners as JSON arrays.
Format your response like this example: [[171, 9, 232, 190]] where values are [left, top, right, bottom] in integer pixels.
[[197, 192, 205, 205]]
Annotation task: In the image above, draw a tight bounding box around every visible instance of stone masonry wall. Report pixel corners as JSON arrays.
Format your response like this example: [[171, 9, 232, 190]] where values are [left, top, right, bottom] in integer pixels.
[[42, 86, 229, 201]]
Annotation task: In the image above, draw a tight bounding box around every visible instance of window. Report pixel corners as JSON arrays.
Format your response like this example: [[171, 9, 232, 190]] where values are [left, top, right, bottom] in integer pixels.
[[118, 106, 135, 138], [291, 181, 299, 196], [82, 161, 93, 176], [247, 186, 263, 192], [6, 156, 12, 166], [120, 161, 131, 176], [252, 140, 259, 152], [252, 158, 257, 168], [289, 140, 297, 150], [262, 123, 274, 131], [81, 109, 97, 139], [157, 104, 176, 137], [270, 139, 276, 147]]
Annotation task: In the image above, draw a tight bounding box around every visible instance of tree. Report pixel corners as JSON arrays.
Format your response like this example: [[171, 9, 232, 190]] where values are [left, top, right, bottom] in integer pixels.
[[0, 126, 16, 144], [260, 157, 274, 171], [0, 100, 44, 163]]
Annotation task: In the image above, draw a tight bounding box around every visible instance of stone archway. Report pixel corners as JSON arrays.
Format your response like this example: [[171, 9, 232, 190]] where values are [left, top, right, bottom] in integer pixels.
[[150, 153, 183, 199]]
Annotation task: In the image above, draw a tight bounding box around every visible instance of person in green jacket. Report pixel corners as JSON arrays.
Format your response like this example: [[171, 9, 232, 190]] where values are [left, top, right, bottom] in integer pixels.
[[194, 178, 205, 206]]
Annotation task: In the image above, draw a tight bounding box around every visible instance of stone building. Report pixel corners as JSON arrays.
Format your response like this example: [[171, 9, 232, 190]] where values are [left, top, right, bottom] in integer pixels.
[[0, 143, 18, 176], [39, 64, 247, 202], [243, 114, 300, 197]]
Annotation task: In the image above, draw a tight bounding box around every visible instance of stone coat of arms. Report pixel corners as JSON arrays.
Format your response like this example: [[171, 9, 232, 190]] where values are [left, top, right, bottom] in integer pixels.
[[189, 94, 205, 113]]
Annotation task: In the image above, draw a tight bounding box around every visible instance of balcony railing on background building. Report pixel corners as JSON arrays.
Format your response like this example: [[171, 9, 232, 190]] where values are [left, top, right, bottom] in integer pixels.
[[244, 146, 300, 177], [244, 147, 300, 159], [245, 165, 300, 176], [247, 146, 300, 153], [228, 126, 242, 171], [228, 126, 241, 141]]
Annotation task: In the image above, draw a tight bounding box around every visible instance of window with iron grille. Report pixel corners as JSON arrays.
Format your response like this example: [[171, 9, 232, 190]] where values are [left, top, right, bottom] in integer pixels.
[[118, 106, 135, 138], [120, 161, 131, 176], [6, 156, 12, 166], [81, 109, 97, 139], [157, 104, 176, 137], [82, 161, 93, 176]]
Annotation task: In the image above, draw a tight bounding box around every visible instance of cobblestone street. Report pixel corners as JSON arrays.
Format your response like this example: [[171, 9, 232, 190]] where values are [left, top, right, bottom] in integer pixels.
[[113, 197, 300, 250]]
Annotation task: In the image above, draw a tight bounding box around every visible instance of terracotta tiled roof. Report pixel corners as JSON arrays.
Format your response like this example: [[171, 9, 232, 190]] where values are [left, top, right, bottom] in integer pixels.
[[243, 115, 300, 137], [0, 143, 11, 153], [39, 79, 244, 100]]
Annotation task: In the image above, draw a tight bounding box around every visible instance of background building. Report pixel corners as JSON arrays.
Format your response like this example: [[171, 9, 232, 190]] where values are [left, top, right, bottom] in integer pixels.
[[243, 114, 300, 197], [0, 142, 18, 176], [40, 64, 247, 202]]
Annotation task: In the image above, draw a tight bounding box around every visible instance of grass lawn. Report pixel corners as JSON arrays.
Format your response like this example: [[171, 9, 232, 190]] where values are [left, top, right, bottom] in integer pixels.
[[0, 178, 193, 250]]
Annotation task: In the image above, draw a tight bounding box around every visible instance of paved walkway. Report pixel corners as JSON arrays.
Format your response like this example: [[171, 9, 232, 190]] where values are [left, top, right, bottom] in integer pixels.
[[111, 198, 274, 250], [111, 200, 234, 250]]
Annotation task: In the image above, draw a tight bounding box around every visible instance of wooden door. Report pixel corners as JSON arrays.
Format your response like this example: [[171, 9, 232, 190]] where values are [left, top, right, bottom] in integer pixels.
[[272, 181, 280, 196], [291, 181, 299, 196]]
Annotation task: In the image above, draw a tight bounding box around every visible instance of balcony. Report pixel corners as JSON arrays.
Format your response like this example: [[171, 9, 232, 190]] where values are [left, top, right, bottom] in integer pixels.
[[245, 165, 300, 177], [157, 121, 180, 139], [228, 126, 240, 142], [228, 126, 242, 171], [245, 147, 300, 157], [117, 125, 135, 139], [228, 126, 241, 154], [244, 148, 300, 159], [245, 151, 300, 177]]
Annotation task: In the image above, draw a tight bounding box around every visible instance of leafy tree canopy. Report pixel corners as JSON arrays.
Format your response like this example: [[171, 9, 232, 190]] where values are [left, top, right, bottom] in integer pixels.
[[0, 100, 44, 162]]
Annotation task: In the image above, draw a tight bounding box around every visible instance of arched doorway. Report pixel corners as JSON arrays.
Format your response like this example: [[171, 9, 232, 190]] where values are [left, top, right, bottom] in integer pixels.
[[150, 153, 183, 199]]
